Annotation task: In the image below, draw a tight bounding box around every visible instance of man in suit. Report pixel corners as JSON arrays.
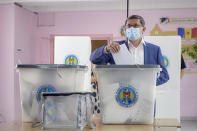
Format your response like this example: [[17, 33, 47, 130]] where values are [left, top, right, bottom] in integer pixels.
[[90, 15, 169, 86], [181, 55, 186, 79]]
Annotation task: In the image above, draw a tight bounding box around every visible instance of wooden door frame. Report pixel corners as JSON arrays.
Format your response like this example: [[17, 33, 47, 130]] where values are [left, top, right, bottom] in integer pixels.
[[50, 34, 113, 64]]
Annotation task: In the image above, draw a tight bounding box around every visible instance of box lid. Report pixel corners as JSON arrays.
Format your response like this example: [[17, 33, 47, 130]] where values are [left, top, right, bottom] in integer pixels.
[[42, 92, 96, 97], [95, 64, 160, 69], [17, 64, 87, 69]]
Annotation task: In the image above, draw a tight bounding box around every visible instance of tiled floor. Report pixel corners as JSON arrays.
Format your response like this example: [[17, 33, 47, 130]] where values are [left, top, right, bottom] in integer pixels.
[[181, 120, 197, 131]]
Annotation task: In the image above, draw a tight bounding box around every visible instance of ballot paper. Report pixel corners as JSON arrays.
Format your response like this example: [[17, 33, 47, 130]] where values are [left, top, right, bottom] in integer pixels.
[[111, 44, 132, 65]]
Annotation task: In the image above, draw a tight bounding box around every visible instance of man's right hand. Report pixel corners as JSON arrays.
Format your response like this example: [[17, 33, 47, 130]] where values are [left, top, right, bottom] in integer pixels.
[[106, 42, 120, 53]]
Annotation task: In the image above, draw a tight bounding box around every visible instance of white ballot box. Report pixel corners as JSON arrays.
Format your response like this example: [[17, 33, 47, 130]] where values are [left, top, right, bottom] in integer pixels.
[[95, 65, 161, 124], [17, 64, 89, 122]]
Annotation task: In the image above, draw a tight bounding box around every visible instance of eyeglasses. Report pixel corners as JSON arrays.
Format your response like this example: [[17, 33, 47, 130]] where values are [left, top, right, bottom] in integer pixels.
[[125, 24, 142, 28]]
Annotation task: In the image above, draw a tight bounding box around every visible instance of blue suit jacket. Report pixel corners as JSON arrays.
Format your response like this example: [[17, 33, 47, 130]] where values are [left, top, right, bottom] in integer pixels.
[[90, 40, 169, 86]]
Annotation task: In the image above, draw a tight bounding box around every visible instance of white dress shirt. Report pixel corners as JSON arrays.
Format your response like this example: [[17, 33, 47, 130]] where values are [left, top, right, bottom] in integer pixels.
[[128, 39, 145, 65]]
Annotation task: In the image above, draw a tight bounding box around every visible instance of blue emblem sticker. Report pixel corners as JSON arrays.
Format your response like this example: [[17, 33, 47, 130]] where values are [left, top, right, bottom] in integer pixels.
[[46, 104, 55, 120], [65, 55, 78, 65], [116, 86, 137, 107], [162, 56, 169, 68], [37, 86, 55, 102]]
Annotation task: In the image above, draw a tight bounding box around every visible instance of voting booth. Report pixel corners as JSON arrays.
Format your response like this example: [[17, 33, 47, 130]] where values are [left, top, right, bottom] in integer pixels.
[[54, 36, 92, 91], [144, 36, 181, 121], [95, 65, 161, 124]]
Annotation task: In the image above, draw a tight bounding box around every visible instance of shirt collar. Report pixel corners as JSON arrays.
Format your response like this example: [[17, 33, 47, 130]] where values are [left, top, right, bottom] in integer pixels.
[[128, 38, 146, 48]]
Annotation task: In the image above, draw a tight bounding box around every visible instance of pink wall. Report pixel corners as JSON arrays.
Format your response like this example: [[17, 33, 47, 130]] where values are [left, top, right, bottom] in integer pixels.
[[36, 11, 127, 63], [36, 9, 197, 63], [0, 4, 15, 122], [15, 6, 37, 64], [36, 9, 197, 118], [0, 4, 37, 122], [181, 74, 197, 117], [36, 9, 197, 37], [14, 5, 37, 121], [133, 9, 197, 34]]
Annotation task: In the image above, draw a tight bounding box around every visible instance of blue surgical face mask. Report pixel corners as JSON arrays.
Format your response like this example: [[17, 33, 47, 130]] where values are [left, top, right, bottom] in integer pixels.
[[126, 27, 141, 41]]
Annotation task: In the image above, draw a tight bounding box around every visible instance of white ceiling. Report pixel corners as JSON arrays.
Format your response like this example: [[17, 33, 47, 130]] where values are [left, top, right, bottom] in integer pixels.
[[0, 0, 197, 12]]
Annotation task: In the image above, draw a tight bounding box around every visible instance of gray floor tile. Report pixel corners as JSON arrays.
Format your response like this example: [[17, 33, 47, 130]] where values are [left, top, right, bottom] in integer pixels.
[[181, 120, 197, 131]]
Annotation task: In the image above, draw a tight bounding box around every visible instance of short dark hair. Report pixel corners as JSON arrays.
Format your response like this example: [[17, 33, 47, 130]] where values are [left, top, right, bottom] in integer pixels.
[[125, 15, 145, 27]]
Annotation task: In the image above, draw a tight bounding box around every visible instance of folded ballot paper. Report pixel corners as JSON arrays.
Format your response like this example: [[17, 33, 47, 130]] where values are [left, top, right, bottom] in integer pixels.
[[111, 44, 132, 65]]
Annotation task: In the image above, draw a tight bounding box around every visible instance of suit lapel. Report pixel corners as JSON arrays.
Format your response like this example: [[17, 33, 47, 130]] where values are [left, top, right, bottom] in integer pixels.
[[125, 40, 130, 50], [144, 42, 149, 64]]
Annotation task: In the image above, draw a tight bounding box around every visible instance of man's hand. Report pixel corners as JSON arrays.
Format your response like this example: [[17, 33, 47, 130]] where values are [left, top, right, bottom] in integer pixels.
[[106, 42, 120, 53]]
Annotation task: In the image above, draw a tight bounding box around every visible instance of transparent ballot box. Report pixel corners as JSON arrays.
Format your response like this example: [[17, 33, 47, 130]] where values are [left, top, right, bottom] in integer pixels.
[[95, 65, 161, 124], [17, 64, 90, 122], [41, 92, 95, 130]]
